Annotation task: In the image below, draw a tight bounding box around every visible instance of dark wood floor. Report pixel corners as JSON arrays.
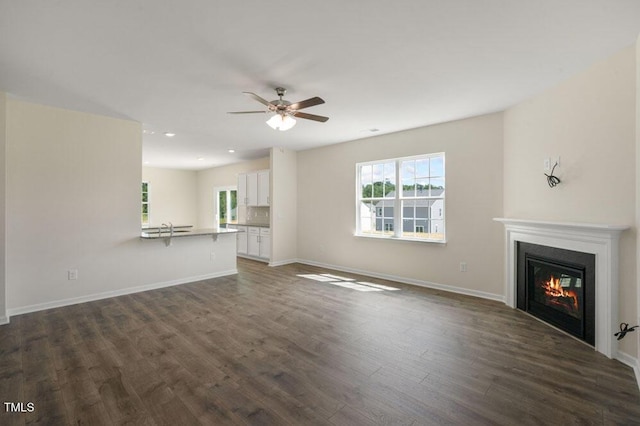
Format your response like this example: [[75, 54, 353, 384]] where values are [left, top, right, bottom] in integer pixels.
[[1, 258, 640, 425]]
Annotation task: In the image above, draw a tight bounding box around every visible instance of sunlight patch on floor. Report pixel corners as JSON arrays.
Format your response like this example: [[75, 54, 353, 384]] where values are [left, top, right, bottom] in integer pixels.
[[297, 273, 400, 292]]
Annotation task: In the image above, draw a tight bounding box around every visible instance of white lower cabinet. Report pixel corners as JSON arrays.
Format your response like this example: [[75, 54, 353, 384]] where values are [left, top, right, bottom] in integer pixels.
[[247, 227, 260, 257], [232, 225, 270, 261], [259, 227, 270, 259]]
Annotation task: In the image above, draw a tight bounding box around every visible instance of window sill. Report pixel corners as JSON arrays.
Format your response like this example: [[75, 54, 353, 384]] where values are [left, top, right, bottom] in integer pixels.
[[354, 233, 447, 244]]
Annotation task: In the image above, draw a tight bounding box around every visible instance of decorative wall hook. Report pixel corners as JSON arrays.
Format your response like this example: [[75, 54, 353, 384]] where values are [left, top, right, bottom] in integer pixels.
[[614, 322, 638, 340], [545, 162, 561, 188]]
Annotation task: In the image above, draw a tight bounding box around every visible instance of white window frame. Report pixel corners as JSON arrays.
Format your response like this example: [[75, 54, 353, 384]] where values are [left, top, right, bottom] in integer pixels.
[[355, 153, 445, 243], [214, 186, 238, 228], [141, 181, 150, 227]]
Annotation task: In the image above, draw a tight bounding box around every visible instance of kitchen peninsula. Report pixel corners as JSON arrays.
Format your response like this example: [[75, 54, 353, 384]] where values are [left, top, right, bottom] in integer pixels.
[[140, 225, 238, 240], [135, 224, 239, 293]]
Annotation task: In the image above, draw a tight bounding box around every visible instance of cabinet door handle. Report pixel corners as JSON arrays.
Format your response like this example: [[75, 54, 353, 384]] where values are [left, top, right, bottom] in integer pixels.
[[267, 196, 270, 205]]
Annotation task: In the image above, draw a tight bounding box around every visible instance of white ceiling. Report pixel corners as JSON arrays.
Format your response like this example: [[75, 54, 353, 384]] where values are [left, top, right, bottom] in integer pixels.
[[1, 1, 639, 170]]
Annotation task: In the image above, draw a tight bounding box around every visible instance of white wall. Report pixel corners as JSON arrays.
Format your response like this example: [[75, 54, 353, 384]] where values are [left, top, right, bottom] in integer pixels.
[[0, 93, 6, 324], [142, 167, 198, 227], [5, 100, 236, 314], [636, 35, 640, 375], [504, 46, 637, 358], [196, 157, 269, 229], [297, 112, 504, 298], [270, 147, 297, 265]]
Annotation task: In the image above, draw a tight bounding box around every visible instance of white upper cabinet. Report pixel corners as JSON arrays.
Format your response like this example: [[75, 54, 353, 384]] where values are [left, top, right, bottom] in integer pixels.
[[258, 170, 270, 206], [238, 170, 270, 207], [246, 172, 258, 206], [237, 173, 247, 206]]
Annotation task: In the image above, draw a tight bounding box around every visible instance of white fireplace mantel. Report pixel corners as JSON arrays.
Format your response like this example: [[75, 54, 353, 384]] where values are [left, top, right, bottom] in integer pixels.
[[494, 218, 629, 358]]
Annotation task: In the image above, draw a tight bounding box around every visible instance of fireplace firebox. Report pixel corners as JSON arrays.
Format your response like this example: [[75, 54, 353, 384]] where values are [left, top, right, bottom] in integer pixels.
[[517, 242, 595, 346]]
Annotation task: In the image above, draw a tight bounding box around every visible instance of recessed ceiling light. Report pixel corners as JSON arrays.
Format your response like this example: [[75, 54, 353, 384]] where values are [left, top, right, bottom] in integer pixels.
[[143, 161, 150, 165], [197, 157, 204, 161], [142, 129, 155, 135], [228, 149, 235, 153], [164, 132, 176, 137]]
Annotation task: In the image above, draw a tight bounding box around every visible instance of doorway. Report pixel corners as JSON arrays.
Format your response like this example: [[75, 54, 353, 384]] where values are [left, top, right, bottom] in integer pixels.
[[214, 186, 237, 228]]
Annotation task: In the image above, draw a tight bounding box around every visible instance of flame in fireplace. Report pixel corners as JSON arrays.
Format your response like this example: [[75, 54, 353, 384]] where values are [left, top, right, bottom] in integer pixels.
[[543, 275, 579, 312]]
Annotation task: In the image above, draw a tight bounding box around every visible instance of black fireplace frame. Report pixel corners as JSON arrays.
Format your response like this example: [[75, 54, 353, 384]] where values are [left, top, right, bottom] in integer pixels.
[[517, 242, 596, 346]]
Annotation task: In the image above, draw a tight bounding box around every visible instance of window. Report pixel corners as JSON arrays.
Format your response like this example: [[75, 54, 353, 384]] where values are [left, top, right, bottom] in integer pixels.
[[356, 153, 445, 242], [141, 181, 149, 226], [215, 187, 237, 228]]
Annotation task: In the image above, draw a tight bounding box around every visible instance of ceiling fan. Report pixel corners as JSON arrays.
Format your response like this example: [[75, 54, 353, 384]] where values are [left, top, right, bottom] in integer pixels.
[[228, 87, 329, 131]]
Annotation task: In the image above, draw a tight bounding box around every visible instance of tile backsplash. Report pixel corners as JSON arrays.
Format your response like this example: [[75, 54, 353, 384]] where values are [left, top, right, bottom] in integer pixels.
[[246, 206, 270, 225]]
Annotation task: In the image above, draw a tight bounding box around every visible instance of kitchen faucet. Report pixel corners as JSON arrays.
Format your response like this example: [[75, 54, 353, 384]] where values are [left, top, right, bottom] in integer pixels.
[[160, 222, 173, 237], [160, 222, 174, 246]]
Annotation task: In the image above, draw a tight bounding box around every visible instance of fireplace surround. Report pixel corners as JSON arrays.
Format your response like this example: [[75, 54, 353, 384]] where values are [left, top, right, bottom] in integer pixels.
[[494, 218, 628, 358]]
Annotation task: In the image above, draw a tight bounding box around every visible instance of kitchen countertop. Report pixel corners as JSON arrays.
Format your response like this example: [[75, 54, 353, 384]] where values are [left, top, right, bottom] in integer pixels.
[[140, 227, 238, 239], [229, 223, 270, 228]]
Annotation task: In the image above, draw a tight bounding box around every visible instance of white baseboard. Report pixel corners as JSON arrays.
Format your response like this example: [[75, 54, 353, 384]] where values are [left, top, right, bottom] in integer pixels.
[[268, 259, 298, 267], [0, 315, 9, 325], [617, 351, 640, 391], [237, 254, 269, 263], [616, 351, 640, 391], [295, 258, 504, 302], [6, 269, 238, 318], [237, 254, 297, 267]]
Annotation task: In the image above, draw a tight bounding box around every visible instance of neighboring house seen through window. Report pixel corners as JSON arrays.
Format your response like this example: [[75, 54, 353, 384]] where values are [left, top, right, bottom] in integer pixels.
[[356, 153, 445, 242]]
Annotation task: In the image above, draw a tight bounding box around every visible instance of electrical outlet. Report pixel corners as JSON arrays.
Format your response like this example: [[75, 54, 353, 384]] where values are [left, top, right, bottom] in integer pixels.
[[543, 158, 551, 171], [68, 269, 78, 280], [210, 252, 216, 260], [460, 262, 467, 272]]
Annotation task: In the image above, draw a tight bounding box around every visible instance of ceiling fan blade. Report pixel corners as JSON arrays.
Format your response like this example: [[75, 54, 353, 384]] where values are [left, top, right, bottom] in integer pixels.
[[294, 112, 329, 122], [289, 96, 325, 110], [243, 92, 273, 107], [227, 110, 267, 114]]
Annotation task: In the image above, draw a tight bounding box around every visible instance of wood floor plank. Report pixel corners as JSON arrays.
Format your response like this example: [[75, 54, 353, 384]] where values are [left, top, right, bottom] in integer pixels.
[[1, 257, 639, 425]]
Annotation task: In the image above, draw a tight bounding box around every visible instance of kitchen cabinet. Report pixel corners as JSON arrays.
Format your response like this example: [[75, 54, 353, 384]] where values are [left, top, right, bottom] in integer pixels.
[[237, 174, 247, 206], [258, 170, 270, 206], [258, 227, 271, 259], [246, 172, 258, 206], [246, 226, 270, 260], [247, 227, 260, 257], [237, 170, 269, 207]]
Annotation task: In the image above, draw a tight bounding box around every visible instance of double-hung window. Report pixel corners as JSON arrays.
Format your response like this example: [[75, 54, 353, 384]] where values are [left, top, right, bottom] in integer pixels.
[[356, 153, 445, 242]]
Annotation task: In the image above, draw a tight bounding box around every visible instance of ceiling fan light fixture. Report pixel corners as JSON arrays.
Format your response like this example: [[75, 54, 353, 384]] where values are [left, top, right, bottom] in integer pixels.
[[266, 113, 296, 131], [229, 87, 328, 129]]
